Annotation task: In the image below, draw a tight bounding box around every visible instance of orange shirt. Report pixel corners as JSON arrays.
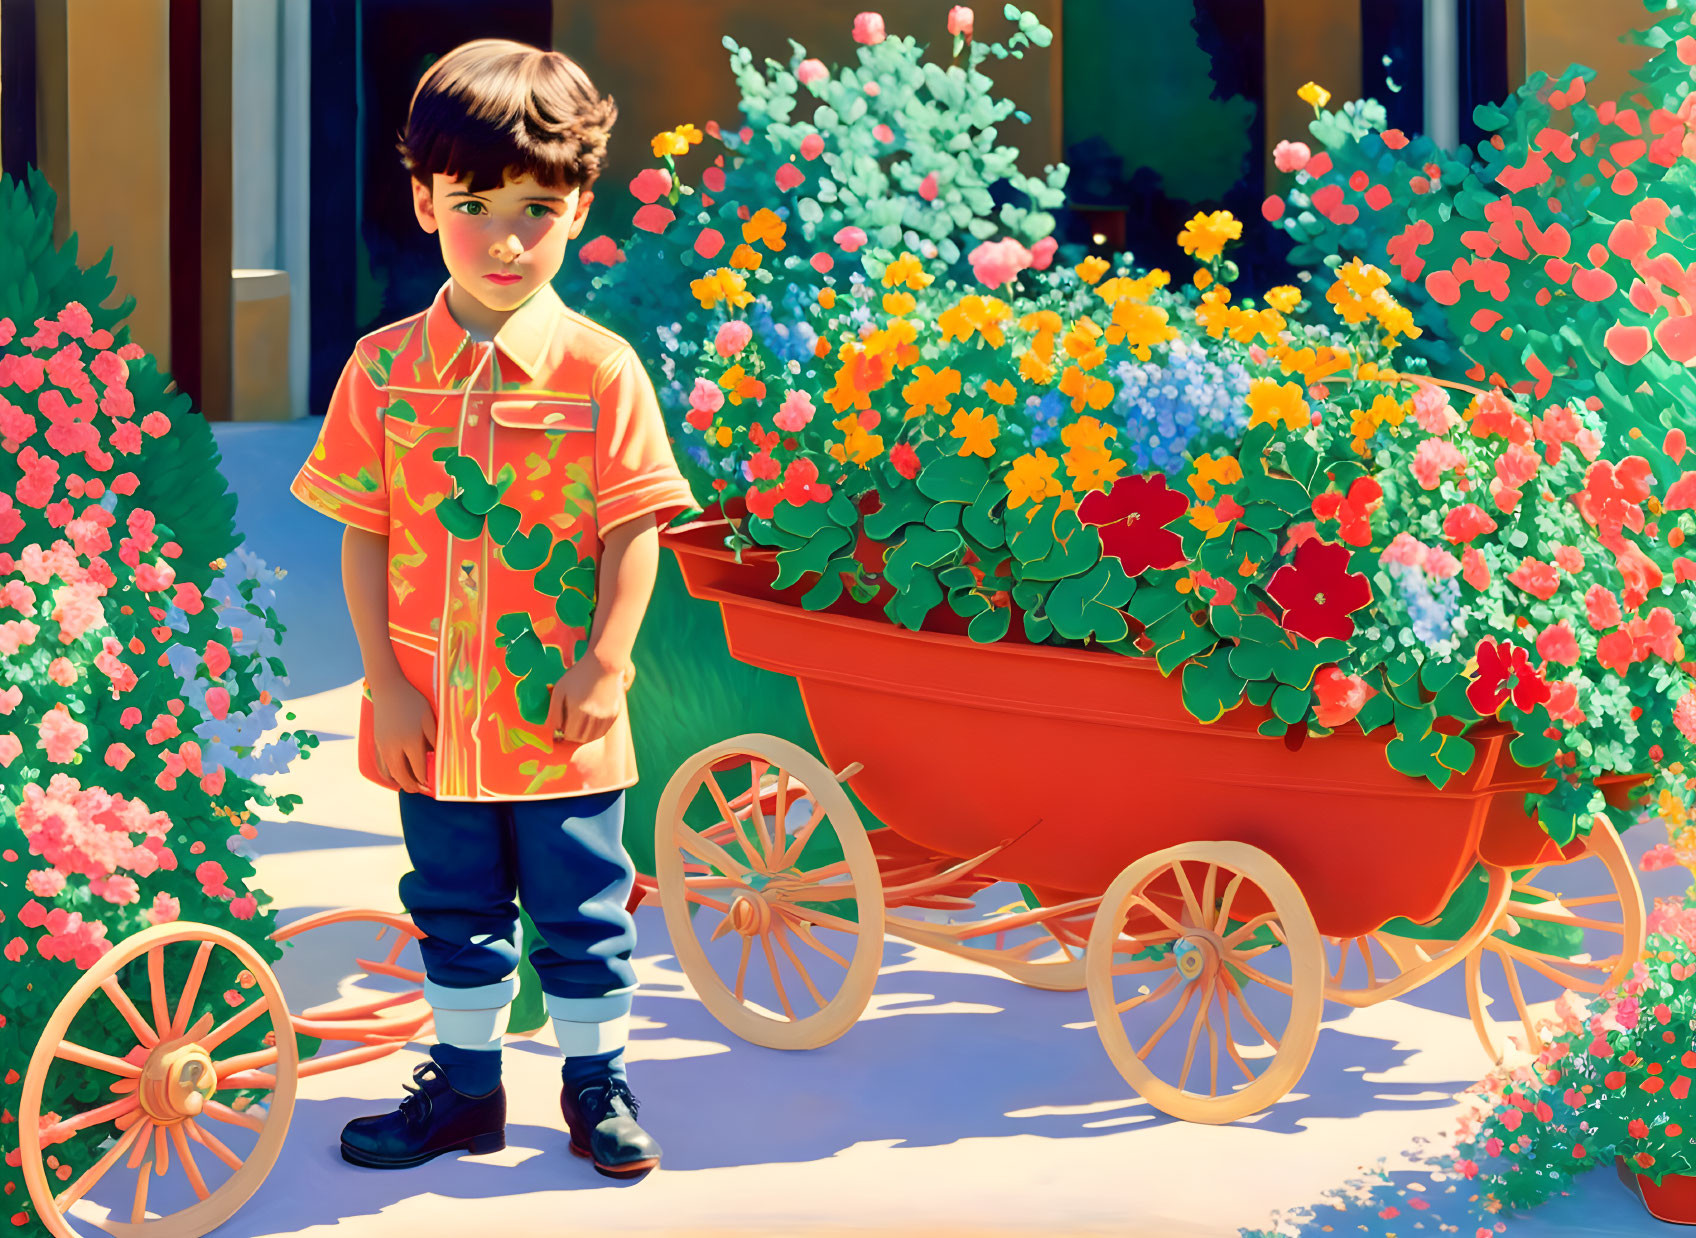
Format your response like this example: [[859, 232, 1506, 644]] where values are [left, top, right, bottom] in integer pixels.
[[292, 282, 698, 801]]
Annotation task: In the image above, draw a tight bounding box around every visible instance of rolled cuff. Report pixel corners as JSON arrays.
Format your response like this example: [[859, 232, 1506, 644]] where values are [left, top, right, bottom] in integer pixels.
[[596, 472, 698, 538], [290, 470, 388, 535], [425, 975, 520, 1010], [543, 987, 635, 1022]]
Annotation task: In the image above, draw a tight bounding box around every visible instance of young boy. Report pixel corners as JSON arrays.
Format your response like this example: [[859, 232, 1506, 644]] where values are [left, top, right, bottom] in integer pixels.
[[290, 38, 696, 1179]]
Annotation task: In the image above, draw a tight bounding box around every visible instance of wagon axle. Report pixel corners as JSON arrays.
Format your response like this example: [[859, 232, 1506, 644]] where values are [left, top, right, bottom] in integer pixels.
[[136, 1044, 218, 1125]]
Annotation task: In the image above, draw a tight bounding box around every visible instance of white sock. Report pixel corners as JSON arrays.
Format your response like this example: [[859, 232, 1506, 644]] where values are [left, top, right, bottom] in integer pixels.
[[432, 1003, 512, 1052], [551, 1012, 629, 1058]]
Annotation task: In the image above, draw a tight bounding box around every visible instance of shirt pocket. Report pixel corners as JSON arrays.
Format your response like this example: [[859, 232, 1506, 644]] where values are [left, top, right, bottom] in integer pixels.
[[490, 397, 595, 433]]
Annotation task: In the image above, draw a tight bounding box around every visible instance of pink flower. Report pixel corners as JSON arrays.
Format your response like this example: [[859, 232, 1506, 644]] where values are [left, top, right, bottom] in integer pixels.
[[141, 411, 170, 438], [3, 938, 24, 963], [835, 226, 868, 252], [969, 238, 1035, 290], [1273, 140, 1312, 173], [231, 895, 258, 920], [800, 134, 825, 161], [0, 619, 40, 656], [775, 389, 816, 432], [1642, 843, 1679, 872], [689, 377, 726, 417], [1030, 236, 1058, 271], [37, 909, 113, 968], [149, 892, 180, 925], [576, 235, 624, 266], [37, 706, 86, 763], [105, 743, 135, 771], [919, 173, 939, 201], [204, 687, 230, 720], [629, 168, 672, 204], [796, 59, 828, 86], [1536, 622, 1580, 666], [0, 733, 19, 767], [1412, 438, 1464, 489], [1381, 532, 1427, 569], [197, 860, 232, 898], [632, 205, 675, 234], [204, 639, 230, 678], [1674, 688, 1696, 743], [715, 321, 754, 358], [90, 874, 139, 905], [47, 657, 76, 686], [120, 706, 142, 728], [947, 5, 974, 36], [852, 11, 886, 43], [873, 123, 895, 143], [0, 685, 20, 715], [25, 869, 65, 898], [811, 253, 835, 274], [775, 163, 806, 192], [1462, 546, 1490, 590]]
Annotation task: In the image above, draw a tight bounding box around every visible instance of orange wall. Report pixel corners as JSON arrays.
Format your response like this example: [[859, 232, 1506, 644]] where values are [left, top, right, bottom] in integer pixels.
[[550, 1, 1063, 214], [1520, 0, 1660, 102]]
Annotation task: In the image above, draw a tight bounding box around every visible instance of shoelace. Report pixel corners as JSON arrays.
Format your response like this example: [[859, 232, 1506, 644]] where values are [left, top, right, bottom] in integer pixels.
[[583, 1077, 640, 1120], [398, 1063, 441, 1127]]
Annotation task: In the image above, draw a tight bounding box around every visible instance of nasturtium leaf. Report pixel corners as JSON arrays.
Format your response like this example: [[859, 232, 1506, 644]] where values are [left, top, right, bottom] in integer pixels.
[[1246, 677, 1278, 708], [1182, 652, 1244, 724], [917, 453, 991, 503], [487, 504, 521, 546], [1509, 719, 1560, 768], [1127, 582, 1184, 626], [776, 499, 847, 540], [925, 501, 963, 531], [864, 485, 931, 540], [434, 495, 485, 540], [963, 484, 1006, 548], [1271, 684, 1311, 724], [968, 604, 1012, 643], [1354, 685, 1396, 734], [1257, 718, 1288, 738], [884, 526, 963, 589], [1154, 610, 1218, 674], [801, 557, 857, 611], [1021, 507, 1103, 581], [774, 525, 854, 588], [886, 565, 945, 629], [1046, 557, 1133, 643], [501, 525, 552, 571]]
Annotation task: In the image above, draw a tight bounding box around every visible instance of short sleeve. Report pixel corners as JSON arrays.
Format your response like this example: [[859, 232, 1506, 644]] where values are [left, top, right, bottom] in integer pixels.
[[593, 346, 700, 537], [290, 351, 388, 534]]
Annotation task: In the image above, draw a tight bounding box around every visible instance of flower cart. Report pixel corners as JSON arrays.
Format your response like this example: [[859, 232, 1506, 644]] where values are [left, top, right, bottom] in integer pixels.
[[641, 519, 1647, 1125], [19, 910, 432, 1238]]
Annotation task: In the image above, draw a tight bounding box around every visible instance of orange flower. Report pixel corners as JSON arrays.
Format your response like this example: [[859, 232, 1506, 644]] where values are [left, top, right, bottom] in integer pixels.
[[730, 243, 763, 270], [938, 295, 1012, 348], [743, 207, 787, 250], [902, 365, 962, 420], [1062, 319, 1107, 370], [1058, 364, 1113, 412], [984, 379, 1017, 405], [882, 291, 917, 316], [882, 252, 934, 290], [1019, 350, 1056, 385], [1075, 256, 1110, 284], [1246, 378, 1309, 431]]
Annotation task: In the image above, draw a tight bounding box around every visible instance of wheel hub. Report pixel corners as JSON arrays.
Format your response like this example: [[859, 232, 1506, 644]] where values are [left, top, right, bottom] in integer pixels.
[[1173, 936, 1217, 982], [728, 891, 774, 937], [137, 1043, 217, 1124]]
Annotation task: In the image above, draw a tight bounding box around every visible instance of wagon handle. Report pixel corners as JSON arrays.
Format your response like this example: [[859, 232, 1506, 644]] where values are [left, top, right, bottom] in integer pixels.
[[833, 761, 864, 782]]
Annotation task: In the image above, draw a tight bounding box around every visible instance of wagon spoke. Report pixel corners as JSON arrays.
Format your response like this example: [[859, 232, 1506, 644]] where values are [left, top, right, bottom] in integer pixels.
[[211, 1048, 278, 1080], [760, 934, 796, 1021], [202, 997, 272, 1054], [1225, 977, 1282, 1051], [1137, 975, 1200, 1061], [1110, 956, 1173, 977], [1115, 971, 1179, 1014], [708, 909, 738, 943], [747, 761, 777, 866], [1200, 865, 1218, 926], [1489, 940, 1612, 991], [1502, 955, 1542, 1053], [56, 1121, 144, 1211], [40, 1097, 140, 1147], [704, 773, 768, 875], [1171, 862, 1204, 928], [100, 978, 159, 1049], [773, 767, 792, 859], [777, 901, 861, 935], [1178, 987, 1209, 1094], [1557, 894, 1622, 909], [204, 1099, 267, 1131], [147, 945, 173, 1038], [173, 940, 216, 1037], [170, 1123, 210, 1201], [675, 816, 756, 881], [684, 888, 734, 914], [775, 800, 827, 871], [780, 911, 851, 969], [131, 1157, 151, 1223], [1216, 981, 1256, 1083], [1213, 874, 1245, 934], [1504, 904, 1628, 935], [1224, 912, 1280, 946], [1126, 894, 1188, 938], [56, 1040, 143, 1078], [126, 1120, 155, 1170], [1227, 957, 1294, 997], [154, 1125, 170, 1176], [1361, 937, 1377, 987], [772, 922, 828, 1010], [185, 1119, 244, 1170], [1328, 936, 1354, 985], [733, 937, 752, 1003]]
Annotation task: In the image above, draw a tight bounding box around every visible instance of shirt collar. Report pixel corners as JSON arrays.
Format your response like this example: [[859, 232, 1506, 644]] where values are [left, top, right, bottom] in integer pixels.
[[422, 280, 565, 385]]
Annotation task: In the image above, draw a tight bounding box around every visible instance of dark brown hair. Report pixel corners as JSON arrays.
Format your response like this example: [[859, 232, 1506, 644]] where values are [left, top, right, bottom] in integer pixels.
[[398, 39, 617, 191]]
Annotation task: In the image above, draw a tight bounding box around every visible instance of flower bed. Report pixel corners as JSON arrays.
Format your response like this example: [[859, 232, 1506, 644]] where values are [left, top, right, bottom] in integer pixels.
[[0, 169, 310, 1231], [562, 6, 1696, 867]]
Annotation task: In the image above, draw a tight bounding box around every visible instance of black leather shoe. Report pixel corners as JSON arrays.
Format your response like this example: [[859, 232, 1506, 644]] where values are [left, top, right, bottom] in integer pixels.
[[559, 1077, 661, 1178], [340, 1061, 506, 1169]]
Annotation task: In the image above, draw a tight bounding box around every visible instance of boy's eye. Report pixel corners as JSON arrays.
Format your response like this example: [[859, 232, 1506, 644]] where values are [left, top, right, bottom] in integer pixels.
[[525, 204, 556, 219], [452, 201, 487, 216]]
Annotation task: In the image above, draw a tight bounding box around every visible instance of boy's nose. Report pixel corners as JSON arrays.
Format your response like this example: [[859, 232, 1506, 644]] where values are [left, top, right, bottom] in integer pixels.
[[490, 235, 524, 263]]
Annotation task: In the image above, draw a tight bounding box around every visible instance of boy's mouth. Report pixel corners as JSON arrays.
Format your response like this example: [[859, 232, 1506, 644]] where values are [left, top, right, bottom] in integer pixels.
[[484, 272, 524, 286]]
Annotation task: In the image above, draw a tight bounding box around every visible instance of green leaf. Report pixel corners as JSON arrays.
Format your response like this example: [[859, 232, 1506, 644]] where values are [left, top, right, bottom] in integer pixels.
[[1127, 584, 1184, 626], [864, 485, 931, 540], [887, 566, 945, 629], [1271, 684, 1312, 724], [884, 526, 963, 589], [1154, 610, 1217, 675], [773, 525, 854, 588], [500, 525, 552, 572], [963, 484, 1006, 548], [801, 556, 857, 610], [968, 604, 1011, 643], [433, 495, 485, 540], [1355, 684, 1395, 734], [1182, 652, 1244, 724], [916, 453, 990, 503], [487, 504, 521, 546], [1509, 721, 1559, 769], [1045, 557, 1133, 643], [1018, 505, 1103, 582], [775, 499, 849, 539]]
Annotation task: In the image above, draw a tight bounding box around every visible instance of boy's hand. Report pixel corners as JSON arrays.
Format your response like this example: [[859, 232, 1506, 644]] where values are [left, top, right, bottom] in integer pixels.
[[370, 676, 437, 794], [548, 654, 633, 745]]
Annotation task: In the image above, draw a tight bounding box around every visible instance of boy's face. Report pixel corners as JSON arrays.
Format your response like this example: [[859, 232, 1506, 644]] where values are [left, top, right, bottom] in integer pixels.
[[411, 170, 593, 313]]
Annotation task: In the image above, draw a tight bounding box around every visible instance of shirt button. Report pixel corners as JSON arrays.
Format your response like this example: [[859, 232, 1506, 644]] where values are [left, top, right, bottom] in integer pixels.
[[467, 415, 480, 426]]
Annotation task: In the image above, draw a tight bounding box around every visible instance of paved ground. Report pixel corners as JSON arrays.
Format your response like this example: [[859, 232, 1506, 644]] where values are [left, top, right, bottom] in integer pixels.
[[81, 422, 1680, 1238]]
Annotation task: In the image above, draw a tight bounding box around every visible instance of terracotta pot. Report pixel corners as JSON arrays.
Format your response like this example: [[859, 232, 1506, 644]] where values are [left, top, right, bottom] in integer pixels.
[[1618, 1157, 1696, 1224]]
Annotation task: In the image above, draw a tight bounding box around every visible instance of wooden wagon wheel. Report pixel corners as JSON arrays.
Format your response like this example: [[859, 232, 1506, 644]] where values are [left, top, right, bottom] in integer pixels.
[[1085, 842, 1326, 1125], [1465, 817, 1645, 1063], [655, 734, 886, 1050], [20, 923, 299, 1238]]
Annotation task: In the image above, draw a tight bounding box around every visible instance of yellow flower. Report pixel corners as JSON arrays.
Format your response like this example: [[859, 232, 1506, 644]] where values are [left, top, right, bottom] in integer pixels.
[[865, 317, 921, 369], [690, 268, 753, 310], [902, 365, 962, 420], [984, 379, 1018, 405], [1349, 392, 1408, 454], [1062, 319, 1107, 370], [1104, 300, 1177, 360], [1194, 269, 1213, 290], [1066, 447, 1125, 494], [651, 129, 690, 158], [882, 252, 934, 291], [1006, 449, 1064, 510], [1075, 256, 1110, 284], [1245, 378, 1310, 431], [1298, 81, 1331, 109], [1095, 271, 1168, 305], [730, 243, 763, 270], [1058, 364, 1114, 413], [1188, 505, 1234, 539], [828, 412, 884, 467], [1275, 344, 1354, 385], [883, 291, 917, 316], [937, 295, 1012, 348], [1060, 415, 1117, 455], [1266, 285, 1303, 313], [951, 406, 999, 458], [675, 123, 704, 146], [743, 208, 787, 251], [1188, 453, 1242, 502], [1177, 210, 1242, 263], [1195, 286, 1234, 338]]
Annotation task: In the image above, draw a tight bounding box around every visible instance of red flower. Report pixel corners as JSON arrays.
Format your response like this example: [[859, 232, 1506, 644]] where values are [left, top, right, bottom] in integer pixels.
[[1267, 540, 1372, 643], [1577, 457, 1652, 539], [890, 442, 920, 479], [1311, 477, 1381, 547], [1629, 607, 1681, 660], [1597, 629, 1640, 675], [1467, 639, 1551, 717], [1630, 1119, 1650, 1139], [1507, 557, 1558, 600], [1443, 503, 1498, 543], [1584, 585, 1622, 630], [1077, 473, 1189, 576], [1536, 621, 1580, 666], [1462, 546, 1491, 589], [745, 485, 780, 522], [780, 457, 832, 506], [1313, 666, 1376, 728]]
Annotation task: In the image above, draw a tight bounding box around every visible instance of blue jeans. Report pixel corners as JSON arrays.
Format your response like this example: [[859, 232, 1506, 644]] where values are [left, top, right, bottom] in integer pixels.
[[397, 789, 637, 1021]]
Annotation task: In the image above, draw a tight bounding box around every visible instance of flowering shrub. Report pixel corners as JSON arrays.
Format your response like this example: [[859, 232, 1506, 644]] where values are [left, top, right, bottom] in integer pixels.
[[1449, 898, 1696, 1212], [1267, 0, 1696, 461], [0, 169, 310, 1230]]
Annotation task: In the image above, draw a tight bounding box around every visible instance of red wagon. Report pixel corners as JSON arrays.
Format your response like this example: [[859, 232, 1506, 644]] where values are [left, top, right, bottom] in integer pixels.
[[644, 519, 1647, 1124]]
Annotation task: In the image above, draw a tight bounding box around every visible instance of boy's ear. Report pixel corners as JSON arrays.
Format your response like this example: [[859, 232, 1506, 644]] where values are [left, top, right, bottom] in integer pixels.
[[566, 189, 594, 241], [411, 177, 439, 235]]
